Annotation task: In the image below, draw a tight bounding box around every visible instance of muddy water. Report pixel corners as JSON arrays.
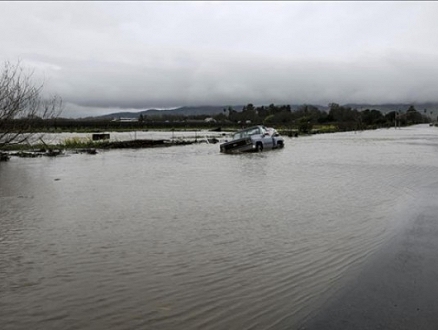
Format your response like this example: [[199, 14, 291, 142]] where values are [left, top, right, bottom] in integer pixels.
[[1, 125, 438, 330]]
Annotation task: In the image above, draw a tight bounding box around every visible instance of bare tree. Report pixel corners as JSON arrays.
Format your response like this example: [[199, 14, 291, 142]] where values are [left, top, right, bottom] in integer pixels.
[[0, 60, 62, 148]]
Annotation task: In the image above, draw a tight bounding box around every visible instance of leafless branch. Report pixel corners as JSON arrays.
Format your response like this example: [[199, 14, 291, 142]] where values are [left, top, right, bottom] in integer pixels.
[[0, 60, 62, 148]]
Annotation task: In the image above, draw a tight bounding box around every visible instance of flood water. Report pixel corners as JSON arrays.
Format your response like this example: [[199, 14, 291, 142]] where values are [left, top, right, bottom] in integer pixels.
[[1, 124, 438, 330]]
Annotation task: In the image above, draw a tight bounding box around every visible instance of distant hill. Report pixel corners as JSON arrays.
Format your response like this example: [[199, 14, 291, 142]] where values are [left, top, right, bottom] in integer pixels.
[[98, 105, 245, 120], [88, 102, 438, 120]]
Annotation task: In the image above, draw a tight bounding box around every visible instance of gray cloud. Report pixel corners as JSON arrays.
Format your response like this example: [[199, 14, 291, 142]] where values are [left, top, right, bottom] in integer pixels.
[[1, 2, 438, 117]]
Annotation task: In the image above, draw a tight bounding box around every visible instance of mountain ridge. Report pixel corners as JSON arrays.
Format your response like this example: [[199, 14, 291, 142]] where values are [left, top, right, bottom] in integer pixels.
[[84, 102, 438, 120]]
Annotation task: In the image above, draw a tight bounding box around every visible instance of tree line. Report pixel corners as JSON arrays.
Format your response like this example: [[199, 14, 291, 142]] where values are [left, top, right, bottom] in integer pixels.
[[210, 102, 430, 133]]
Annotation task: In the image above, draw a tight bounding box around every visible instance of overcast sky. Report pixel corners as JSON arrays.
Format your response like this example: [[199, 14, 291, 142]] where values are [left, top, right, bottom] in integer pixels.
[[1, 1, 438, 117]]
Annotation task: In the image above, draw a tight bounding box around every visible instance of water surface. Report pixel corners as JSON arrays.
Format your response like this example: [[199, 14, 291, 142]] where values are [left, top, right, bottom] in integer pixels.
[[1, 125, 438, 329]]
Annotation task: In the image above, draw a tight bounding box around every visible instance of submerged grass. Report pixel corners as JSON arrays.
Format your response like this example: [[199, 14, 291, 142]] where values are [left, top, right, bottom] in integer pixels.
[[59, 137, 96, 149], [1, 138, 110, 152], [1, 136, 193, 154]]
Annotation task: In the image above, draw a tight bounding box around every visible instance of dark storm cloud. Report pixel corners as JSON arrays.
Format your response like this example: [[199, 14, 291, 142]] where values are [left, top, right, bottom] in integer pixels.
[[1, 1, 438, 117]]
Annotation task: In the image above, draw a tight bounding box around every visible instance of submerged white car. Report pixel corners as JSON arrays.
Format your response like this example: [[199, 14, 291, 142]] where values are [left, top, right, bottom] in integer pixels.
[[220, 125, 284, 153]]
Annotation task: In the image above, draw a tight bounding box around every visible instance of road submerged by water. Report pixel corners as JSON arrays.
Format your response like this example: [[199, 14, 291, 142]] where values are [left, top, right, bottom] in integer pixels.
[[299, 181, 438, 330]]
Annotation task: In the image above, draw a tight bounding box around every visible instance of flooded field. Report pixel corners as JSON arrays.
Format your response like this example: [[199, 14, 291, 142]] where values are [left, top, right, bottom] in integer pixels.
[[1, 125, 438, 329]]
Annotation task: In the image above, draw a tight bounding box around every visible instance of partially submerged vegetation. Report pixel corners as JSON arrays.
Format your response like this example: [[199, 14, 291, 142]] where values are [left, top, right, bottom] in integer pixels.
[[0, 136, 196, 160]]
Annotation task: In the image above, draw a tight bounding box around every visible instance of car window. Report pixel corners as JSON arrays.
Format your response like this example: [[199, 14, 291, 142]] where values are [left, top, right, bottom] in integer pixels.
[[233, 127, 263, 139], [247, 127, 260, 136]]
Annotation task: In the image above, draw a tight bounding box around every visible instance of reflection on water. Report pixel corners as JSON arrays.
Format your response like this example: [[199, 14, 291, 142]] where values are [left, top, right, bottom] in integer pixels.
[[1, 125, 438, 329]]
